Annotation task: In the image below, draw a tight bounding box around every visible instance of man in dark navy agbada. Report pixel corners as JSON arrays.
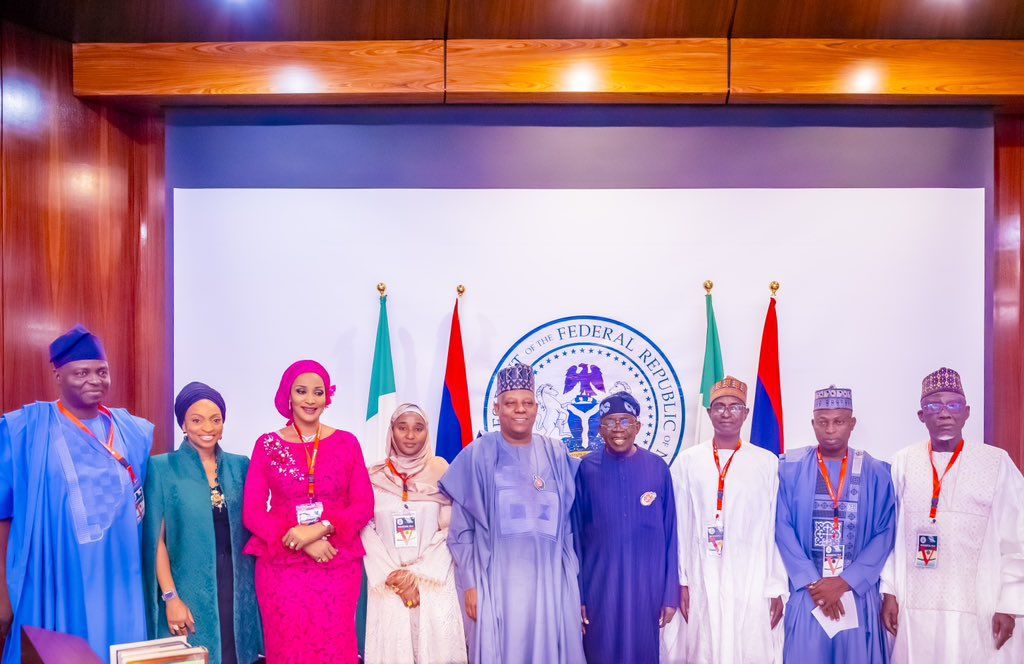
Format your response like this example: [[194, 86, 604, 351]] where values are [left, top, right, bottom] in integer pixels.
[[572, 391, 679, 664]]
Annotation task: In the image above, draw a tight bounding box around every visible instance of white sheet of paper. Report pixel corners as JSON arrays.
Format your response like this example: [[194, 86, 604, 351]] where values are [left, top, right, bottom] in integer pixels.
[[811, 590, 860, 639]]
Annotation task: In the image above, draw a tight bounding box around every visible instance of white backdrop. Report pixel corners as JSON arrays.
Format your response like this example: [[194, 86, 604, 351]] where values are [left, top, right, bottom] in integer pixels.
[[173, 188, 985, 462]]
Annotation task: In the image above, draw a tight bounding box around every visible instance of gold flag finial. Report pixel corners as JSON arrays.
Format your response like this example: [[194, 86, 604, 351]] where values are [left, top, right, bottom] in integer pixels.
[[703, 280, 714, 295], [377, 282, 387, 296], [769, 281, 780, 297], [457, 284, 466, 297]]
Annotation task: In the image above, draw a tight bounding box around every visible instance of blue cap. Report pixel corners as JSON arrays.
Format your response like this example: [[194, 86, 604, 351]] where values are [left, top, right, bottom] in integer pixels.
[[49, 324, 106, 368], [599, 391, 641, 418]]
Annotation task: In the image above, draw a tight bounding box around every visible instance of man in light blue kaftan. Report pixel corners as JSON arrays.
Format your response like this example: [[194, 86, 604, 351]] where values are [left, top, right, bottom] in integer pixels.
[[0, 325, 153, 662], [776, 386, 896, 663], [441, 363, 585, 664]]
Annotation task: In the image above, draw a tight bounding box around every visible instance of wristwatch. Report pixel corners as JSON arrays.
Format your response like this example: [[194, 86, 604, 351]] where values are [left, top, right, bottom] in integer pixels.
[[161, 590, 178, 602]]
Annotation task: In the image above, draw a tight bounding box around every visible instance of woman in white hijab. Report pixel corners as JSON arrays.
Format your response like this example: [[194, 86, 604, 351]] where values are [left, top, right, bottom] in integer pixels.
[[361, 403, 468, 664]]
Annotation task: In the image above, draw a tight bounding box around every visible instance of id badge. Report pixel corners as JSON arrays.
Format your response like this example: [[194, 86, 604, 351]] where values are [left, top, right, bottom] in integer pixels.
[[915, 533, 939, 569], [822, 544, 845, 577], [295, 501, 324, 526], [133, 485, 146, 524], [705, 523, 724, 557], [392, 510, 419, 549]]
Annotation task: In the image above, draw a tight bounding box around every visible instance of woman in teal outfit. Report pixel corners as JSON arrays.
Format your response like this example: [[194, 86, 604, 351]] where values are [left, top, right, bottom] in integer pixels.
[[142, 382, 263, 664]]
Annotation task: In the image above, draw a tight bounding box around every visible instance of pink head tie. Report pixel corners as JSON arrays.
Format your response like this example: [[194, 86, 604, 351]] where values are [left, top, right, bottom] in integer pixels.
[[274, 359, 336, 422]]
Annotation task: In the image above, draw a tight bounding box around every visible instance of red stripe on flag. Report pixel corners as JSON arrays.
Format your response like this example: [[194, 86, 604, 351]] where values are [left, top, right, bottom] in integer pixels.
[[756, 298, 784, 452], [444, 300, 473, 447]]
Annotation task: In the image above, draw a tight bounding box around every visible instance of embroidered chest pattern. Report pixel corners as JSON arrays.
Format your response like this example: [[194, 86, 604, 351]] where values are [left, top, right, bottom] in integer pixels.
[[262, 435, 304, 481]]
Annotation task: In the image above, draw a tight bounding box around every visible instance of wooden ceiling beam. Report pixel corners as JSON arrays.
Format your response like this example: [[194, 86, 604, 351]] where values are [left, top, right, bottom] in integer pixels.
[[71, 38, 1024, 108], [73, 40, 445, 106], [446, 39, 728, 104], [731, 39, 1024, 106]]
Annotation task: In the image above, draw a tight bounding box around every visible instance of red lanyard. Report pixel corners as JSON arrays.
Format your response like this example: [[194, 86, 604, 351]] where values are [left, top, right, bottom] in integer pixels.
[[386, 459, 414, 502], [712, 440, 741, 517], [815, 447, 849, 534], [928, 439, 965, 522], [294, 423, 321, 501], [58, 401, 137, 485]]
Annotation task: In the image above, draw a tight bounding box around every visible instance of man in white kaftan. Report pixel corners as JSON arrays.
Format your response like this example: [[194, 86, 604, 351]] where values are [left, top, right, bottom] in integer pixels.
[[664, 376, 787, 664], [881, 367, 1024, 663]]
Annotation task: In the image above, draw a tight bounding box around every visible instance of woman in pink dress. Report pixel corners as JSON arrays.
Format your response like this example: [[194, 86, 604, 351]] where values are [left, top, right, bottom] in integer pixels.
[[243, 360, 374, 663]]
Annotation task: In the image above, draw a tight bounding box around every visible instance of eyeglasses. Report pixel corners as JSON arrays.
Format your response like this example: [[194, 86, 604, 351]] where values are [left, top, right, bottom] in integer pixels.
[[601, 419, 636, 430], [921, 402, 966, 415], [710, 404, 746, 416]]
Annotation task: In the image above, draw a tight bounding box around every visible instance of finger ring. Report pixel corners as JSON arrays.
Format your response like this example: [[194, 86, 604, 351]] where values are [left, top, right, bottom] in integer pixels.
[[289, 542, 296, 549], [406, 600, 413, 607]]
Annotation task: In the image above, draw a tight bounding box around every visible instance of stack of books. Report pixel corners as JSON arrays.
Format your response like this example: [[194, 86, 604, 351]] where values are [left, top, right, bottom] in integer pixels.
[[109, 637, 208, 664]]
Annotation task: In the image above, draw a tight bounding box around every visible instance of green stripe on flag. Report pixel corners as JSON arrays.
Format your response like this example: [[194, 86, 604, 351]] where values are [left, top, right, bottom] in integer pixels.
[[366, 295, 397, 419], [700, 293, 724, 407]]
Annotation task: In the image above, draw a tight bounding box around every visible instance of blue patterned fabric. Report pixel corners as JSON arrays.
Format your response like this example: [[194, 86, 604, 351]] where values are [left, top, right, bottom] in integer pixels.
[[0, 402, 153, 662], [776, 447, 896, 663]]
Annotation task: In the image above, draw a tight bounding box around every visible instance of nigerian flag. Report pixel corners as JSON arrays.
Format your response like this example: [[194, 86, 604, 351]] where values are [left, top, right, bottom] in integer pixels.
[[695, 286, 724, 444], [700, 290, 724, 407], [365, 293, 397, 464]]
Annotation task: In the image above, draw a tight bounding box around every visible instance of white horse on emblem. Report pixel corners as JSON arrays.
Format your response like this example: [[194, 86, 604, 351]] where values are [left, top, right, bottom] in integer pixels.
[[537, 383, 569, 439]]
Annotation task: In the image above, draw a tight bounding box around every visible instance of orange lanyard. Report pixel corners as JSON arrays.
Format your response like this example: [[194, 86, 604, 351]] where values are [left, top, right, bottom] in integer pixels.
[[712, 440, 741, 517], [815, 447, 849, 534], [386, 459, 414, 503], [58, 401, 137, 485], [928, 439, 964, 522], [294, 423, 321, 501]]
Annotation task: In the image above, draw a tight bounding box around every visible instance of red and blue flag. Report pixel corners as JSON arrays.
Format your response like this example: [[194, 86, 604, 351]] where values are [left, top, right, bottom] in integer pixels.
[[436, 299, 473, 462], [751, 296, 784, 456]]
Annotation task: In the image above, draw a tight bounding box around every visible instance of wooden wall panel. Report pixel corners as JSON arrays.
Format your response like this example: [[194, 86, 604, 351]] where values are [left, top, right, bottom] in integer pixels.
[[994, 114, 1024, 468], [4, 0, 449, 42], [730, 39, 1024, 105], [447, 39, 728, 104], [1, 23, 5, 413], [732, 0, 1024, 40], [73, 41, 444, 105], [6, 0, 1024, 43], [1, 21, 171, 451], [447, 0, 736, 39], [127, 116, 170, 452], [3, 21, 132, 410]]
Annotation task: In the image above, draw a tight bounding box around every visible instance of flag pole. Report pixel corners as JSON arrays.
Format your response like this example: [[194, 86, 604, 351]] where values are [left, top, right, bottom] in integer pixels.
[[751, 280, 784, 456], [695, 279, 715, 447], [366, 282, 397, 463], [437, 284, 474, 462]]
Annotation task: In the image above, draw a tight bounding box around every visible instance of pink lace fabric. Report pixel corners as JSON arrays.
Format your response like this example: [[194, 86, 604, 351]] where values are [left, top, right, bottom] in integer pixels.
[[243, 430, 374, 663]]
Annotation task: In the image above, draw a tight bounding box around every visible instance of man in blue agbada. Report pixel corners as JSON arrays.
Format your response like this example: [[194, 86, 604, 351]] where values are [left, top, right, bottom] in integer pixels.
[[0, 325, 153, 661], [441, 363, 585, 663], [572, 391, 679, 664], [776, 386, 896, 663]]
